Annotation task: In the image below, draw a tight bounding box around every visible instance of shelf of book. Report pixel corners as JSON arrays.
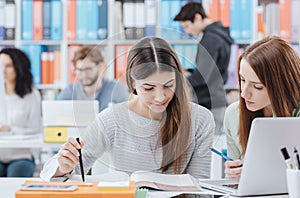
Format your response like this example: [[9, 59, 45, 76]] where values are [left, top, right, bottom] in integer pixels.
[[0, 0, 299, 100]]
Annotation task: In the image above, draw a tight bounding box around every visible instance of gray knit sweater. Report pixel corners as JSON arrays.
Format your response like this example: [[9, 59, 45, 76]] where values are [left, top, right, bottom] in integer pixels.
[[40, 102, 215, 181]]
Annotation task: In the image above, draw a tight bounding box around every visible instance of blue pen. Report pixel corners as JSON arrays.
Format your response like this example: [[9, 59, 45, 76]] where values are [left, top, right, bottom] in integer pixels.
[[210, 147, 233, 161]]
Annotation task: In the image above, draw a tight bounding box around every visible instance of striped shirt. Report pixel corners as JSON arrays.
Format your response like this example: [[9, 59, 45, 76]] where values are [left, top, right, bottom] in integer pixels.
[[40, 102, 215, 181]]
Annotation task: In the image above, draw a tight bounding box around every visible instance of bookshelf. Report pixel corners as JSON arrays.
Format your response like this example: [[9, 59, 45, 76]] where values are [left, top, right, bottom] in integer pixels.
[[0, 0, 299, 100]]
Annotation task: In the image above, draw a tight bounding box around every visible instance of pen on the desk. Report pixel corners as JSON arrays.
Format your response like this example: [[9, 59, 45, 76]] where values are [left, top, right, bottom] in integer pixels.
[[280, 147, 294, 169], [293, 147, 300, 170], [210, 147, 233, 161], [76, 137, 85, 182]]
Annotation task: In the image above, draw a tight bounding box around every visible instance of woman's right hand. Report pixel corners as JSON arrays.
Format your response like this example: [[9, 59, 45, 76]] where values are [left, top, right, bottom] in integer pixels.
[[224, 159, 243, 179], [56, 137, 84, 176], [0, 125, 11, 132]]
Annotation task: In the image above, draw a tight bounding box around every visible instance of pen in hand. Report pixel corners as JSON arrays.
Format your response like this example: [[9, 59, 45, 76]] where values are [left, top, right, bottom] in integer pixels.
[[210, 147, 233, 161], [76, 137, 85, 182]]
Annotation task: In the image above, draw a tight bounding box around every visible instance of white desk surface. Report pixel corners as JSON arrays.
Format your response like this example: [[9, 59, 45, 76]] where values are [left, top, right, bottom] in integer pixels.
[[0, 134, 62, 148], [0, 175, 289, 198]]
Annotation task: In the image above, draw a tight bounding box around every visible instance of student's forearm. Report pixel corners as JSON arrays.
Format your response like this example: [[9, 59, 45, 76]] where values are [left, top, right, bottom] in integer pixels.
[[53, 167, 73, 177]]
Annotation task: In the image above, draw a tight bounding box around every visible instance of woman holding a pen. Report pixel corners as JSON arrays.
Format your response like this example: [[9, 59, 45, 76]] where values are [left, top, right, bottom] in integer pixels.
[[40, 37, 215, 181], [224, 36, 300, 179]]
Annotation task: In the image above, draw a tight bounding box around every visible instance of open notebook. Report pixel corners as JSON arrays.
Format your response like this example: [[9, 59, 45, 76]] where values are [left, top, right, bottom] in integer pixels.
[[67, 170, 201, 192], [199, 118, 300, 196]]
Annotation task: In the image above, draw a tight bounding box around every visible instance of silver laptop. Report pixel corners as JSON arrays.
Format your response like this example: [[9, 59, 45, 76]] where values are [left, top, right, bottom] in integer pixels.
[[199, 117, 300, 196], [42, 100, 99, 127]]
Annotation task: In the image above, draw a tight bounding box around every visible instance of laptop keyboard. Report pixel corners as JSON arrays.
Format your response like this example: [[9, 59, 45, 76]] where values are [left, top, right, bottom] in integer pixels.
[[222, 183, 239, 189]]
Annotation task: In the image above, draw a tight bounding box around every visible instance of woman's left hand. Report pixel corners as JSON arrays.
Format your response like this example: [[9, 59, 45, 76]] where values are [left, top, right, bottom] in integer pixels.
[[224, 159, 243, 179]]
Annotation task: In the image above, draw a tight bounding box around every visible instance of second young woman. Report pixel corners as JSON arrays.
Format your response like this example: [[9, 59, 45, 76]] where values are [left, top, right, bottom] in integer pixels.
[[224, 36, 300, 179]]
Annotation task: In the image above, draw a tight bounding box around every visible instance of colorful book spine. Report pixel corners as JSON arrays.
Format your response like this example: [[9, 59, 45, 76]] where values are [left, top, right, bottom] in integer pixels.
[[279, 0, 291, 40], [220, 0, 230, 27], [240, 0, 252, 41], [43, 0, 51, 40], [53, 51, 61, 84], [50, 0, 62, 40], [33, 0, 43, 40], [98, 0, 108, 39], [169, 0, 182, 40], [41, 52, 50, 84], [230, 0, 241, 40], [160, 0, 171, 39], [0, 1, 5, 40], [87, 0, 98, 40], [183, 44, 197, 69], [21, 44, 46, 85], [76, 0, 88, 40], [208, 0, 220, 22], [114, 44, 133, 85], [123, 2, 135, 39], [67, 0, 76, 40], [21, 0, 33, 40], [4, 0, 16, 40], [48, 52, 55, 84]]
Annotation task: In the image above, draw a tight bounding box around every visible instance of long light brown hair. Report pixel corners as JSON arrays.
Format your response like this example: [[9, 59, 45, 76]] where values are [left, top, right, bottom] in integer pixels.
[[126, 37, 191, 173], [238, 36, 300, 155]]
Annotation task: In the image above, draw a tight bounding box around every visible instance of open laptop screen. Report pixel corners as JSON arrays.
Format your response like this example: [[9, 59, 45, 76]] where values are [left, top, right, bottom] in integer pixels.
[[42, 100, 99, 127], [199, 117, 300, 196]]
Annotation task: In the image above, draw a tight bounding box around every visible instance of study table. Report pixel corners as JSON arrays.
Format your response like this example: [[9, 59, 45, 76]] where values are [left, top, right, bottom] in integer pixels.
[[0, 135, 290, 198], [0, 176, 289, 198]]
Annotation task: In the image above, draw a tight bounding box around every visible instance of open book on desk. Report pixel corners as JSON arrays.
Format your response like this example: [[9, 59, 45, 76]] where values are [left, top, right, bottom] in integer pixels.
[[130, 171, 202, 192], [68, 171, 201, 192]]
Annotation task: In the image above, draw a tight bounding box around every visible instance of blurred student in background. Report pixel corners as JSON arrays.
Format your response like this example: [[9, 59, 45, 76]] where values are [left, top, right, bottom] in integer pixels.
[[58, 46, 129, 112], [0, 48, 42, 177], [40, 37, 215, 181], [174, 2, 233, 135], [224, 36, 300, 179]]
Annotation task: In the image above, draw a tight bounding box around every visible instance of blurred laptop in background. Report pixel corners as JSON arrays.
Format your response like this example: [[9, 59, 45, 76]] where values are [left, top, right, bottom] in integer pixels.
[[42, 100, 98, 142]]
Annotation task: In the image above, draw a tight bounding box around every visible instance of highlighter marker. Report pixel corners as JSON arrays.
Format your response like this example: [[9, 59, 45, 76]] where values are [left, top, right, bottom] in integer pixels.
[[294, 147, 300, 170], [210, 147, 233, 161], [280, 147, 294, 169]]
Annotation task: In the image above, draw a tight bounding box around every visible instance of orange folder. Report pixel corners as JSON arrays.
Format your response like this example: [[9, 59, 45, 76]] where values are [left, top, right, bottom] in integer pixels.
[[33, 0, 43, 40], [114, 44, 133, 85], [279, 0, 291, 40], [67, 0, 76, 40], [220, 0, 230, 27], [41, 52, 50, 84], [208, 0, 220, 22], [16, 180, 135, 198]]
